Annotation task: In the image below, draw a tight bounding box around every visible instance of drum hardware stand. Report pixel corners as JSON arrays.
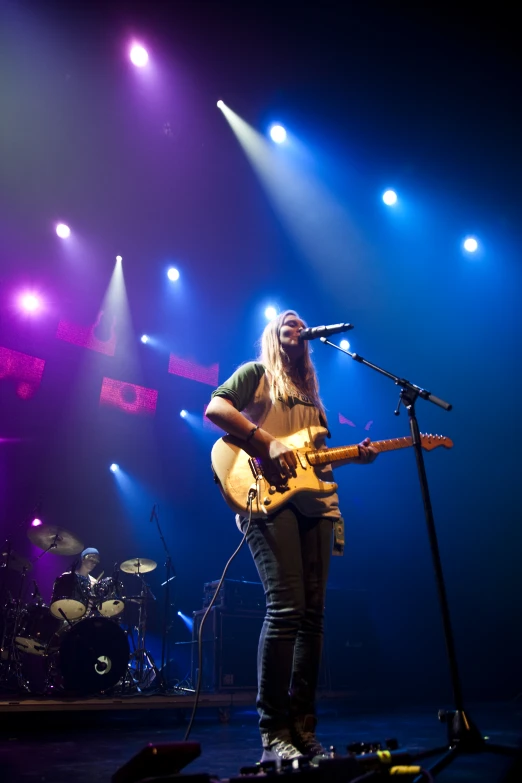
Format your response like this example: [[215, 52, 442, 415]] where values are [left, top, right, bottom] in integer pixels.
[[319, 335, 518, 776], [0, 540, 14, 661], [150, 503, 176, 692], [31, 532, 63, 563], [0, 542, 31, 692], [126, 569, 161, 692]]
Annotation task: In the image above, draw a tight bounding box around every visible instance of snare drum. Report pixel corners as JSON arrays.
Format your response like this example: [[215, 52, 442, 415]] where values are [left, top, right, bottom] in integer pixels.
[[15, 603, 62, 656], [50, 572, 90, 621], [93, 577, 125, 618]]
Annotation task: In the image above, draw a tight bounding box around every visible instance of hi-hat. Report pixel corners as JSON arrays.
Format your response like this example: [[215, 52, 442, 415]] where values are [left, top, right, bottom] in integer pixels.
[[27, 524, 84, 556], [1, 550, 33, 573], [120, 558, 157, 574]]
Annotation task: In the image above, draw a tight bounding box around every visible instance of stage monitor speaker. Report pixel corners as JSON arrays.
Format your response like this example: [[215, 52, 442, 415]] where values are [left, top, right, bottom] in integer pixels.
[[111, 742, 201, 783]]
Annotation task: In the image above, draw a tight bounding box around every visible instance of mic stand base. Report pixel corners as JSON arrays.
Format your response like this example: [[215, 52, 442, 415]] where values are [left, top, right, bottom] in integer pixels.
[[413, 709, 519, 780]]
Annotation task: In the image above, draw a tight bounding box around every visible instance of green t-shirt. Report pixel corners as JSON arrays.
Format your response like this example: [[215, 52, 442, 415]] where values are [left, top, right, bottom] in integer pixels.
[[212, 362, 341, 520]]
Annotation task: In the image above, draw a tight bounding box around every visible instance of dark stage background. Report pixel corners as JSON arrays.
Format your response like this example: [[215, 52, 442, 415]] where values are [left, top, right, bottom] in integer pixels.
[[1, 0, 521, 703]]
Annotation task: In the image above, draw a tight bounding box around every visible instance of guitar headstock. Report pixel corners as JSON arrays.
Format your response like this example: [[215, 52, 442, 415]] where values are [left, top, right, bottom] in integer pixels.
[[420, 434, 453, 450]]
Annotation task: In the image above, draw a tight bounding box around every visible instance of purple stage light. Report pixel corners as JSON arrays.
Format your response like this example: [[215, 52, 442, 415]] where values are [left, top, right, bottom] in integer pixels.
[[56, 223, 71, 238], [100, 377, 158, 417], [19, 293, 41, 313], [168, 354, 219, 387], [0, 346, 46, 399], [31, 518, 43, 527], [130, 44, 148, 67]]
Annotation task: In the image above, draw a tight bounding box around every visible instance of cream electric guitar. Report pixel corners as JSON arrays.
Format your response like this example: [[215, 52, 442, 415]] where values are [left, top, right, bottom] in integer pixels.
[[211, 426, 453, 517]]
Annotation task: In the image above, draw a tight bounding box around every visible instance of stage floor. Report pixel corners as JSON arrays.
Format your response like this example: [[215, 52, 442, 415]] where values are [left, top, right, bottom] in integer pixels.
[[0, 698, 520, 782]]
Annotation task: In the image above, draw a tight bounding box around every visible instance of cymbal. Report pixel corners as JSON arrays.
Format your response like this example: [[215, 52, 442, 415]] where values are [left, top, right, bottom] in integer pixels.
[[27, 524, 84, 556], [0, 550, 32, 573], [120, 558, 157, 574]]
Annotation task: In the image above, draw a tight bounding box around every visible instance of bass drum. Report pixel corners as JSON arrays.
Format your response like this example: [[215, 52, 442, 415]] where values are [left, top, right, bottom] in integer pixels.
[[57, 616, 129, 694]]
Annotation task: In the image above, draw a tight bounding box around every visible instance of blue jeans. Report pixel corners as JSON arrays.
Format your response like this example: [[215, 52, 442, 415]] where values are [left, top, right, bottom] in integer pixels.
[[241, 505, 332, 732]]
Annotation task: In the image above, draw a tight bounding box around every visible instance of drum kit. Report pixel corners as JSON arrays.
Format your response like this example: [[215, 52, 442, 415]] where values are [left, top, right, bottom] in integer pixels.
[[0, 524, 162, 696]]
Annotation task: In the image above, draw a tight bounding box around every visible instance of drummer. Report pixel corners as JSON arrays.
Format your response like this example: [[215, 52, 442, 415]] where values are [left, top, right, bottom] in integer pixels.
[[73, 547, 101, 588]]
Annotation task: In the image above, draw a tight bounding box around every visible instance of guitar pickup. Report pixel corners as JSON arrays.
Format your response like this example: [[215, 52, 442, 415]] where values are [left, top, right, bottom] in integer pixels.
[[296, 452, 308, 470], [248, 457, 264, 480]]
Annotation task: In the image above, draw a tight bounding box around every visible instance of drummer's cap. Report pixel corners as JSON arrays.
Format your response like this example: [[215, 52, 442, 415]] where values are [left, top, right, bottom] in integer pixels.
[[81, 547, 100, 559]]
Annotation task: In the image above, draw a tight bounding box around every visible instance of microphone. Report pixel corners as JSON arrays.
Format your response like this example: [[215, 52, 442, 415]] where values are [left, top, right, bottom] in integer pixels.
[[299, 323, 354, 341]]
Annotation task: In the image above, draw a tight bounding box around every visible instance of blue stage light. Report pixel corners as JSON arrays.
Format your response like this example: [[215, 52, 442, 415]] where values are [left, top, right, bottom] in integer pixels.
[[180, 410, 188, 418], [269, 124, 287, 143], [463, 237, 478, 253], [110, 463, 119, 473], [382, 190, 398, 206], [167, 267, 180, 281], [340, 340, 350, 350], [264, 306, 278, 320]]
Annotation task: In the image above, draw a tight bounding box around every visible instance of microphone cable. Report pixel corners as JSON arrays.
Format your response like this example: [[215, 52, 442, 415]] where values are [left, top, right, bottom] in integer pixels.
[[183, 480, 260, 741]]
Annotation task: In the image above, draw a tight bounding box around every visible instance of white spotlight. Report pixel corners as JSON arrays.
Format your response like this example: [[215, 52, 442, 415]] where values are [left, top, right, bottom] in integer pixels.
[[264, 306, 278, 321], [269, 125, 287, 144], [180, 410, 188, 418], [217, 100, 225, 110], [130, 44, 148, 68], [463, 237, 478, 253], [167, 267, 180, 282], [140, 334, 149, 344], [339, 340, 350, 350], [110, 463, 119, 473], [382, 190, 398, 206], [116, 255, 123, 262], [56, 223, 71, 238]]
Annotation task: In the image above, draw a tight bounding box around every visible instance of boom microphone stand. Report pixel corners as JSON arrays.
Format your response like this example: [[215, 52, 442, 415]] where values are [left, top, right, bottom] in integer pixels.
[[150, 504, 176, 692], [319, 335, 517, 777]]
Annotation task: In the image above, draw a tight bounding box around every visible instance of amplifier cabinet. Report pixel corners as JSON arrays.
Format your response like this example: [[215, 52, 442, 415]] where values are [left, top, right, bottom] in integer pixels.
[[191, 607, 263, 691], [202, 579, 265, 611]]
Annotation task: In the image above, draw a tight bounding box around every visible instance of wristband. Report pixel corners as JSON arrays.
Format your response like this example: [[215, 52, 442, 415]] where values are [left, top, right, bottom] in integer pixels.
[[245, 426, 259, 443]]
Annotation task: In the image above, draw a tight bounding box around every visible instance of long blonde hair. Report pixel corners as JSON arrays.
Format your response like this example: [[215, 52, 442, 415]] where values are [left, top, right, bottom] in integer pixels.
[[258, 310, 326, 418]]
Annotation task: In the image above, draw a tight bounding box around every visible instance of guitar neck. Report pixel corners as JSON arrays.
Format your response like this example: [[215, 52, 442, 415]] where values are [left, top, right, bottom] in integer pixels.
[[307, 436, 414, 466]]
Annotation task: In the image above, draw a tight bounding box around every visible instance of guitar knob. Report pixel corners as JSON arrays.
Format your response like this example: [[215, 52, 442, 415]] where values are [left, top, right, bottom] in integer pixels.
[[263, 498, 271, 506], [268, 486, 277, 495]]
